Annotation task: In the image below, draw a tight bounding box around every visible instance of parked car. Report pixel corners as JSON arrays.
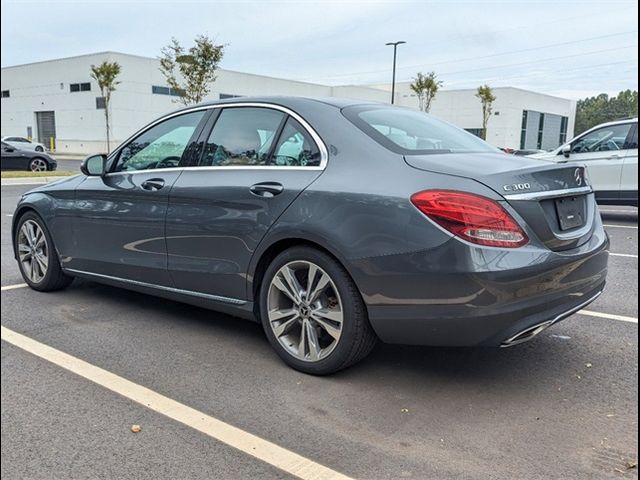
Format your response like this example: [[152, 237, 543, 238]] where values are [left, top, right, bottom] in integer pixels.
[[11, 97, 608, 374], [2, 136, 48, 152], [529, 118, 638, 206], [1, 141, 57, 172]]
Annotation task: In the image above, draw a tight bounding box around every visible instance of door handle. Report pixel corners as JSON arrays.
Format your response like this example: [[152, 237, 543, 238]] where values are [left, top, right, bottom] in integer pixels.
[[249, 182, 284, 197], [141, 178, 165, 191]]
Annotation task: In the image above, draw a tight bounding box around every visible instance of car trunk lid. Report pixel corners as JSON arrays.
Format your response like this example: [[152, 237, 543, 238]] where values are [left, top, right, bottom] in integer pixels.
[[404, 152, 596, 251]]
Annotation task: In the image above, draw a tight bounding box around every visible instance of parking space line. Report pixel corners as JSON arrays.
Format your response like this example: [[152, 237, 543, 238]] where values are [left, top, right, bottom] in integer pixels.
[[1, 283, 28, 291], [0, 325, 352, 480], [579, 310, 638, 324], [603, 224, 638, 229], [610, 253, 638, 258]]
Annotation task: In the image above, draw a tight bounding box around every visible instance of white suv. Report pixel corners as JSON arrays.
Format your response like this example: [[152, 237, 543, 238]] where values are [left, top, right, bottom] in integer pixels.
[[530, 118, 638, 207]]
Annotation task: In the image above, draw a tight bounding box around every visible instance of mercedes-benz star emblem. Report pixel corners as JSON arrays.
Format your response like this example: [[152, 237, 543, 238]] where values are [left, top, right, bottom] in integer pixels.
[[575, 168, 583, 186]]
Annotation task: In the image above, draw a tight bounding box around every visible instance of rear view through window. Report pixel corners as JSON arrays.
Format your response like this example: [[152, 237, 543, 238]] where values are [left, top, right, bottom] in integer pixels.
[[343, 105, 499, 155]]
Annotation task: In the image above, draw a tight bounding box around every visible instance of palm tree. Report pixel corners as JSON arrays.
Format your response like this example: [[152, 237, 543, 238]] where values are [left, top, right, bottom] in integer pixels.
[[476, 85, 496, 141], [90, 61, 122, 153]]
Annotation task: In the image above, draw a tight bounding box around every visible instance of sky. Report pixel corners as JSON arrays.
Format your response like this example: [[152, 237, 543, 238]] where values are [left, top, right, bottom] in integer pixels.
[[1, 0, 638, 99]]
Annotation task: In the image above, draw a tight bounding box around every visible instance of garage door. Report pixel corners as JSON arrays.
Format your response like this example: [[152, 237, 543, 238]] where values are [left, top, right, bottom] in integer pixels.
[[36, 111, 56, 148]]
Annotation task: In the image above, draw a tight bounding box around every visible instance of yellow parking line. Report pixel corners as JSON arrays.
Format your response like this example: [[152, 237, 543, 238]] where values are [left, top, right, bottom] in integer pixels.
[[1, 283, 28, 291], [0, 325, 352, 480]]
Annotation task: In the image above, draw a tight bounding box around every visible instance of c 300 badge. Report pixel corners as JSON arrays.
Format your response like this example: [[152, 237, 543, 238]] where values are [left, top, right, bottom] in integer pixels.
[[503, 182, 531, 192]]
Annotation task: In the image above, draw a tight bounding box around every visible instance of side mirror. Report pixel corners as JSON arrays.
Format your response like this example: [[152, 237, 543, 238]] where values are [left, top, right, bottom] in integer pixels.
[[81, 153, 107, 176], [561, 144, 571, 158], [3, 146, 15, 152]]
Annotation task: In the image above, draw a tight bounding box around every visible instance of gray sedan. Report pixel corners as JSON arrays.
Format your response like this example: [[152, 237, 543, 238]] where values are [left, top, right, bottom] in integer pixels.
[[11, 97, 609, 374]]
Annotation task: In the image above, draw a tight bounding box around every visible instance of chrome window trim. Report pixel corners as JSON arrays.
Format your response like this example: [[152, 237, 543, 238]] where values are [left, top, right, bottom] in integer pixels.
[[106, 102, 328, 175], [64, 268, 246, 305], [503, 186, 593, 201]]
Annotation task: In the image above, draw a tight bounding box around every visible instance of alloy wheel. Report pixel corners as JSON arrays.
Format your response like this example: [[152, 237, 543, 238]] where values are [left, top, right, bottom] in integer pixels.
[[17, 220, 49, 283], [30, 158, 48, 172], [267, 260, 343, 362]]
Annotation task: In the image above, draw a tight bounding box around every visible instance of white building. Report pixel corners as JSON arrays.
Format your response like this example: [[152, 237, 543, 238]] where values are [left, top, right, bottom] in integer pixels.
[[1, 51, 575, 154]]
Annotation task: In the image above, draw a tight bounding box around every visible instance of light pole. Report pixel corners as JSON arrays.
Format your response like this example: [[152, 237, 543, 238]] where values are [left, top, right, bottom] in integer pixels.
[[385, 41, 406, 104]]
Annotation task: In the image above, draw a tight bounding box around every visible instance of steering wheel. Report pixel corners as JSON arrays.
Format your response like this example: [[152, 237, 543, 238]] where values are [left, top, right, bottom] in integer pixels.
[[155, 156, 181, 169]]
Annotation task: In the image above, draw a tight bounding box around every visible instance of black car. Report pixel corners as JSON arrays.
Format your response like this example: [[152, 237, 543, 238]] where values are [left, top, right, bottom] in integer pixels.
[[1, 141, 57, 172], [12, 97, 608, 374]]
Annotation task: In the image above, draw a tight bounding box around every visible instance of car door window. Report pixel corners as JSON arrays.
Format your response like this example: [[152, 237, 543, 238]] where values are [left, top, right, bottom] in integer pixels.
[[572, 124, 633, 153], [624, 125, 638, 150], [271, 118, 321, 167], [113, 111, 206, 172], [200, 107, 284, 166]]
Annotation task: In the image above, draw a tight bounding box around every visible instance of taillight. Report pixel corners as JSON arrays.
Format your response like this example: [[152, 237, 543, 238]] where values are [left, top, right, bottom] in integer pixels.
[[410, 190, 528, 248]]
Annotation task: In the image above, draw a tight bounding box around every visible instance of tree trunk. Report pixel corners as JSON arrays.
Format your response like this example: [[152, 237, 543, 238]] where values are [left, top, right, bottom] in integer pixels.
[[104, 95, 110, 154]]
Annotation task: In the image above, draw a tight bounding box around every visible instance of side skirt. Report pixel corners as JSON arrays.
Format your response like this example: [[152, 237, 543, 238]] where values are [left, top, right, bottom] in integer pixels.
[[64, 268, 257, 322]]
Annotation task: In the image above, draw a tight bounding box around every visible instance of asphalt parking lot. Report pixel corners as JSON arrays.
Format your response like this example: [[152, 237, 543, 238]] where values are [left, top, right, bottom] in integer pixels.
[[1, 183, 637, 480]]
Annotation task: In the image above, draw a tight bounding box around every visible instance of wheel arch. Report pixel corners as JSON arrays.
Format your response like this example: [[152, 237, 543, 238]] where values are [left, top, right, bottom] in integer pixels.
[[248, 235, 361, 314]]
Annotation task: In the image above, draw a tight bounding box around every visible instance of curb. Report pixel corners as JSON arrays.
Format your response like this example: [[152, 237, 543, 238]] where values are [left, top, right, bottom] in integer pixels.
[[1, 176, 74, 186]]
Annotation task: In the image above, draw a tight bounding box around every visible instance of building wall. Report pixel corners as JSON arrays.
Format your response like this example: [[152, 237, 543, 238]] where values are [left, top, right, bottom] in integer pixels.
[[1, 51, 575, 153]]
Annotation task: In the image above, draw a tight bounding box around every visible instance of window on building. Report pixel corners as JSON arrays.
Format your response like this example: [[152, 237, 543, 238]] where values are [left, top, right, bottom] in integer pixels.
[[96, 97, 106, 109], [520, 110, 528, 149], [152, 85, 183, 97], [464, 128, 483, 138], [219, 93, 242, 99], [559, 116, 568, 145], [200, 107, 285, 166], [1, 90, 9, 98], [70, 82, 91, 93], [537, 113, 545, 149]]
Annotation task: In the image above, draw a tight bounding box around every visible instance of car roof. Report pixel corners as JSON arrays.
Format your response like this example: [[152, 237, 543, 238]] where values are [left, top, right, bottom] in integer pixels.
[[193, 96, 385, 111], [589, 117, 638, 129]]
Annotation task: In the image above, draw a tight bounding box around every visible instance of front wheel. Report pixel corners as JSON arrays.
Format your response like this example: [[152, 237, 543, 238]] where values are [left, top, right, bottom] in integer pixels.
[[28, 158, 48, 172], [260, 246, 377, 375], [15, 211, 73, 291]]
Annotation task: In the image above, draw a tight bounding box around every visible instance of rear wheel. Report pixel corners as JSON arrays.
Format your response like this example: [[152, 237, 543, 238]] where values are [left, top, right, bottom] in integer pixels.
[[260, 246, 377, 375], [28, 157, 48, 172], [15, 211, 73, 291]]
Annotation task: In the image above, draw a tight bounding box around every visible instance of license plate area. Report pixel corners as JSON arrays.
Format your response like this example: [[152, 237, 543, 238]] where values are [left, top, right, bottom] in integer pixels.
[[555, 196, 585, 231]]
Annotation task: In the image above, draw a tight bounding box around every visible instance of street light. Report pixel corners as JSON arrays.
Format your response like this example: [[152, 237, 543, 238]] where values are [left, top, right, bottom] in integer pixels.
[[385, 41, 406, 105]]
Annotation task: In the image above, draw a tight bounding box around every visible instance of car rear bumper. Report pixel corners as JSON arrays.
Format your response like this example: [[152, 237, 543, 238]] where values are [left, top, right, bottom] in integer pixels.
[[350, 228, 609, 347]]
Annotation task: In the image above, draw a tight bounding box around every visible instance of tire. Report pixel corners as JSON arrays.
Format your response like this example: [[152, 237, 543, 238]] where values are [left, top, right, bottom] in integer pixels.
[[35, 146, 44, 152], [259, 246, 377, 375], [28, 157, 48, 172], [14, 211, 73, 292]]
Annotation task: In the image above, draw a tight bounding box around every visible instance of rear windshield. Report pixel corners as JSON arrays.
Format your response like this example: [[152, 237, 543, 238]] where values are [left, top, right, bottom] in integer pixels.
[[343, 105, 499, 155]]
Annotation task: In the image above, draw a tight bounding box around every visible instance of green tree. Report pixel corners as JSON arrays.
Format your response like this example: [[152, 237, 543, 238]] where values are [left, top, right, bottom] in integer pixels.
[[159, 35, 225, 106], [90, 61, 121, 153], [475, 84, 496, 140], [409, 71, 442, 112], [575, 90, 638, 134]]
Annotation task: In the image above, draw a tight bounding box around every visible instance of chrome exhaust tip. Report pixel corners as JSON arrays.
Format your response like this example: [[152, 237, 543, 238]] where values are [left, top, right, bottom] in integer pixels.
[[500, 289, 604, 348], [501, 320, 556, 348]]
